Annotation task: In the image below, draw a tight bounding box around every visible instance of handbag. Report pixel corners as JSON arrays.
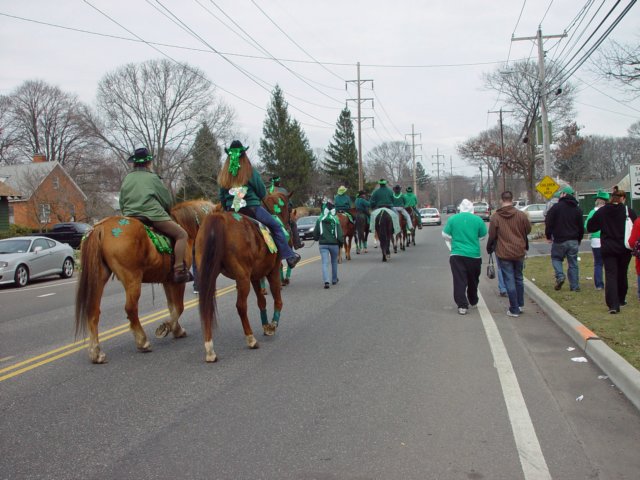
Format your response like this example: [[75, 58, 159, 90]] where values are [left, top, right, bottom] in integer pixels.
[[487, 254, 496, 279], [624, 207, 633, 251]]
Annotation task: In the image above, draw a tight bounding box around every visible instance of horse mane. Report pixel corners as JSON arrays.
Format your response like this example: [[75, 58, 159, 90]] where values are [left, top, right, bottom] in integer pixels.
[[171, 199, 219, 238], [263, 191, 290, 223]]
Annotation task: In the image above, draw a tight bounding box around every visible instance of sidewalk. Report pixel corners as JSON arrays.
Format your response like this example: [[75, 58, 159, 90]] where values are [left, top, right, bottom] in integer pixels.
[[524, 277, 640, 412]]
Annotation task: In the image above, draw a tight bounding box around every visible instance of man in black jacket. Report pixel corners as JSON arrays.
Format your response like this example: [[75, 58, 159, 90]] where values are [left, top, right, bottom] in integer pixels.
[[545, 185, 584, 291]]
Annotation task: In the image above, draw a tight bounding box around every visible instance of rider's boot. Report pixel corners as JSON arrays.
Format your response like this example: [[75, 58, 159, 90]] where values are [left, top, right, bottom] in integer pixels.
[[172, 261, 194, 283]]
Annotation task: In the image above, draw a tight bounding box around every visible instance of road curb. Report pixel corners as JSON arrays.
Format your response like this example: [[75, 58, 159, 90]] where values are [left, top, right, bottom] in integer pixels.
[[524, 277, 640, 412]]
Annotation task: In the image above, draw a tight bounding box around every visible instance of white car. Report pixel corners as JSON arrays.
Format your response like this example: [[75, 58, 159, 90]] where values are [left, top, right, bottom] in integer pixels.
[[0, 236, 75, 287], [519, 203, 547, 223], [420, 208, 441, 226]]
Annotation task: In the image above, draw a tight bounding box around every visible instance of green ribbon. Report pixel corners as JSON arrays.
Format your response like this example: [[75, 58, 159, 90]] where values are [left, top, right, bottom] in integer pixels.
[[227, 148, 243, 176]]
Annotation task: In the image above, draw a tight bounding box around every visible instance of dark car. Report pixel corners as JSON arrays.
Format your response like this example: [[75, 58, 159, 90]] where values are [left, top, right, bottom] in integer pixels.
[[296, 215, 319, 240], [443, 205, 456, 214], [34, 222, 91, 248]]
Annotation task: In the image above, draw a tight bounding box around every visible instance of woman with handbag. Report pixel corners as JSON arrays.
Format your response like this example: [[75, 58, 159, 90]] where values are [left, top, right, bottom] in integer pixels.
[[587, 188, 637, 313]]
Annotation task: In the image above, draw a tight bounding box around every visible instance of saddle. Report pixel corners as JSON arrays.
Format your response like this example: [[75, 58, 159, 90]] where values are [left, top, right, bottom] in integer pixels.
[[123, 216, 173, 255]]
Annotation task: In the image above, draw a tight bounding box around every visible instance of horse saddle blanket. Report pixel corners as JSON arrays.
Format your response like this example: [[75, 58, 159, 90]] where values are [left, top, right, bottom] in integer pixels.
[[144, 226, 173, 254], [231, 212, 278, 254]]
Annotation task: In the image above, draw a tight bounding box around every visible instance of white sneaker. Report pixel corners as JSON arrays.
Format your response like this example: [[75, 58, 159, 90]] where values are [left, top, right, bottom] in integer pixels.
[[507, 310, 520, 318], [458, 307, 468, 315], [519, 306, 524, 313]]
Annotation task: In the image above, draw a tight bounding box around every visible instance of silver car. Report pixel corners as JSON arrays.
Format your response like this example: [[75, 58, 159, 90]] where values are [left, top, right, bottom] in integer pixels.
[[519, 203, 547, 223], [420, 208, 441, 226], [0, 236, 75, 287]]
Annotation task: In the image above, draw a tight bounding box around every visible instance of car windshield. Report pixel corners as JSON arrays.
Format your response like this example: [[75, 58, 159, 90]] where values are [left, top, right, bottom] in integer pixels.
[[0, 239, 32, 254], [297, 216, 318, 226], [474, 206, 488, 212], [421, 209, 437, 214]]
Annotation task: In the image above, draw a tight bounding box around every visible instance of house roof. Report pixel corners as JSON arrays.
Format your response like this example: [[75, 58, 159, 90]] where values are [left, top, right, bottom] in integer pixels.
[[0, 180, 21, 198], [0, 161, 86, 201]]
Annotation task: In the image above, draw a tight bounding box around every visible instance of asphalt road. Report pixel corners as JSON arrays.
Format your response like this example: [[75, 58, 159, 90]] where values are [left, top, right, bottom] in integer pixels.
[[1, 223, 639, 480]]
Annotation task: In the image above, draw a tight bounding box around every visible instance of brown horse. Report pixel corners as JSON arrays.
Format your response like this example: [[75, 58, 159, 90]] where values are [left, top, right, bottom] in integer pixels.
[[407, 208, 419, 246], [337, 209, 356, 262], [393, 209, 407, 253], [75, 200, 217, 364], [195, 192, 291, 363]]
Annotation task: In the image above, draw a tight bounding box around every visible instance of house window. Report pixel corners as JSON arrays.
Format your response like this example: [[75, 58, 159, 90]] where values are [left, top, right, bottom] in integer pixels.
[[38, 203, 51, 223], [52, 176, 60, 190]]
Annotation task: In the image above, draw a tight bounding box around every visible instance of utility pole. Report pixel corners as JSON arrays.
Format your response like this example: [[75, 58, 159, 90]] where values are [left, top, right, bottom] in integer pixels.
[[449, 156, 454, 205], [512, 28, 567, 177], [405, 124, 422, 197], [432, 149, 445, 210], [479, 166, 484, 202], [488, 107, 513, 192], [346, 62, 374, 190]]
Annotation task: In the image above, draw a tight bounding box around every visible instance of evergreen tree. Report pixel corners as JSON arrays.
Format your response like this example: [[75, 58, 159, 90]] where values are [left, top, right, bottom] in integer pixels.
[[259, 85, 314, 205], [182, 123, 221, 200], [324, 107, 358, 189]]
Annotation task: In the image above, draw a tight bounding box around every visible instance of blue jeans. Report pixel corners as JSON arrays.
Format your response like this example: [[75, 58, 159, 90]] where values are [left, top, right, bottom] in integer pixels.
[[319, 244, 339, 284], [498, 258, 524, 314], [551, 240, 580, 290], [592, 247, 604, 289], [254, 206, 295, 260], [496, 257, 507, 294]]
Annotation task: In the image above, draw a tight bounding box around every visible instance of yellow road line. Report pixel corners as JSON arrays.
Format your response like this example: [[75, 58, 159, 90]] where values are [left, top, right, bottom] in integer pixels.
[[0, 257, 319, 381]]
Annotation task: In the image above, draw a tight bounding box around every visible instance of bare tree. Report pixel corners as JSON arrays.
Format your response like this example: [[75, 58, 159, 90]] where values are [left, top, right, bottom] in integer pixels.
[[365, 141, 412, 185], [88, 59, 235, 191], [628, 120, 640, 139], [0, 80, 92, 166], [592, 39, 640, 98]]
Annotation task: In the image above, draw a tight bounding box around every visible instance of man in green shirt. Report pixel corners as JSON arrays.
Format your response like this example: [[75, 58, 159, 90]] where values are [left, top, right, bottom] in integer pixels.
[[404, 186, 422, 229], [442, 198, 488, 314], [369, 179, 400, 235], [584, 189, 610, 290], [392, 184, 414, 233]]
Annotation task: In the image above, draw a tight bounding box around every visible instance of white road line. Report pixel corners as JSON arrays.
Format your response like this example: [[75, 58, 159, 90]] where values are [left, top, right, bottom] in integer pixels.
[[444, 242, 551, 479], [37, 293, 56, 298], [0, 356, 14, 362], [0, 279, 77, 294], [477, 295, 552, 479]]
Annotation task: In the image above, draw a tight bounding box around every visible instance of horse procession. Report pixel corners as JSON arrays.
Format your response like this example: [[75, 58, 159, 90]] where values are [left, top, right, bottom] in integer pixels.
[[75, 143, 424, 364]]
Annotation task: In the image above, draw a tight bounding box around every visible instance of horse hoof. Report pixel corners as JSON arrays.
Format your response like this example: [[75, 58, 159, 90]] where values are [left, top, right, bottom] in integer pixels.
[[155, 323, 171, 338], [90, 352, 107, 364], [246, 335, 259, 349], [282, 279, 290, 286], [138, 342, 152, 353], [263, 325, 275, 336], [205, 353, 218, 363], [173, 327, 187, 339]]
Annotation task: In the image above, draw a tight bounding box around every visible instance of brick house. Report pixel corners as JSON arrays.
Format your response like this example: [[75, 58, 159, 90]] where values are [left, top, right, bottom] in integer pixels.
[[0, 180, 21, 233], [0, 154, 88, 230]]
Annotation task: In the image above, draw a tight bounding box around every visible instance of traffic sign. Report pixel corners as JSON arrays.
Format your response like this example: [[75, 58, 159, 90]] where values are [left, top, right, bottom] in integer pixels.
[[630, 164, 640, 200], [536, 175, 560, 199]]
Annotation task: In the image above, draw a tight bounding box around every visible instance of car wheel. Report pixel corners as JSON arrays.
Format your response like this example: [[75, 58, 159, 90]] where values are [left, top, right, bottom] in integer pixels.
[[60, 257, 74, 278], [14, 264, 29, 288]]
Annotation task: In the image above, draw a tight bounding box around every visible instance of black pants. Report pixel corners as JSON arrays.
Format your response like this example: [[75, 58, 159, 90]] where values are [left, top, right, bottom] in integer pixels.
[[603, 252, 632, 310], [450, 255, 481, 308]]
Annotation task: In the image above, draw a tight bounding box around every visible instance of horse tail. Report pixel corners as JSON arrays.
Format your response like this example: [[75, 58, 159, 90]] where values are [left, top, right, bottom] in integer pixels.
[[75, 226, 108, 339], [198, 214, 225, 332]]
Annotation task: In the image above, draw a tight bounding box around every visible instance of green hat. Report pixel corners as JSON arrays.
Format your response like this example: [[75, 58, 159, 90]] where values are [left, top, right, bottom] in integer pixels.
[[127, 147, 153, 164], [337, 186, 347, 195], [595, 189, 610, 200], [560, 185, 574, 195], [406, 186, 413, 192], [378, 179, 387, 185]]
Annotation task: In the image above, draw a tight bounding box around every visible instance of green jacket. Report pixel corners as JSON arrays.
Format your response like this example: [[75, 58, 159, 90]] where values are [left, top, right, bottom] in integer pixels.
[[369, 185, 394, 209], [313, 217, 344, 245], [355, 197, 370, 214], [334, 193, 352, 211], [585, 208, 601, 239], [392, 192, 406, 207], [404, 192, 418, 208], [119, 169, 173, 221], [442, 212, 487, 258], [219, 167, 267, 209]]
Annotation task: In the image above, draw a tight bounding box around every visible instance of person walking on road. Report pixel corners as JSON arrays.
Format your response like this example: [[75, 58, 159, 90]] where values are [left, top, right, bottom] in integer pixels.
[[487, 191, 531, 318], [544, 185, 584, 292], [313, 202, 344, 289], [442, 199, 487, 315], [587, 188, 637, 313], [584, 189, 610, 290]]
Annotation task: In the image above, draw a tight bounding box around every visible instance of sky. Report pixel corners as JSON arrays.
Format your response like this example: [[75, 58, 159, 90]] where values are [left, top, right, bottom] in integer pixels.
[[1, 0, 638, 178]]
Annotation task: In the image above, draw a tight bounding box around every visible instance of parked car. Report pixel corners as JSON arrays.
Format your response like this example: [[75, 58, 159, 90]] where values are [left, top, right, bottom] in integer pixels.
[[443, 205, 456, 214], [472, 202, 491, 222], [513, 200, 527, 209], [0, 236, 75, 287], [296, 215, 319, 240], [33, 222, 91, 248], [420, 208, 441, 226], [519, 203, 547, 223]]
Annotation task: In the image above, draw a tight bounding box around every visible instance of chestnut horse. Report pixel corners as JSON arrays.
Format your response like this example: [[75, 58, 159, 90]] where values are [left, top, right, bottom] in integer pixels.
[[337, 209, 356, 262], [75, 200, 216, 364], [355, 211, 370, 254], [195, 192, 291, 363], [407, 208, 419, 246], [393, 210, 407, 253]]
